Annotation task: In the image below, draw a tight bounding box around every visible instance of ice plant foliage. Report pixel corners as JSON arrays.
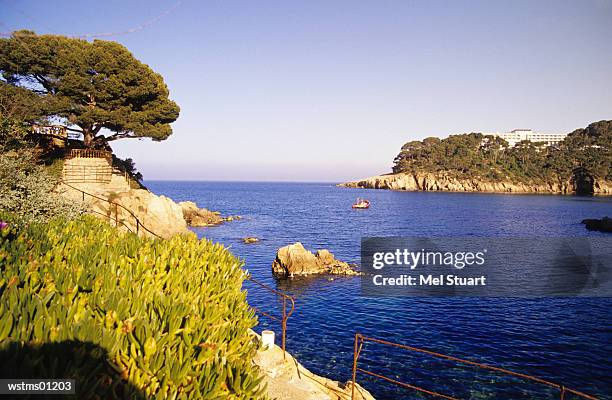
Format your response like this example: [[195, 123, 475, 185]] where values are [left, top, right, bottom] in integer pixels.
[[0, 216, 265, 398]]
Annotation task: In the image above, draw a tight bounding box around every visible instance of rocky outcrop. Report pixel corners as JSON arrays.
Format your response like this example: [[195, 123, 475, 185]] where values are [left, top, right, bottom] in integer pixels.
[[58, 181, 240, 238], [91, 189, 189, 238], [339, 172, 612, 195], [58, 184, 189, 238], [582, 217, 612, 232], [252, 331, 375, 400], [179, 201, 224, 227], [272, 242, 359, 277]]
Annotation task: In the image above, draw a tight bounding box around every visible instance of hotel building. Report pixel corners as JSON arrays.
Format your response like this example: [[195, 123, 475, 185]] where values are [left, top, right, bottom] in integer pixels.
[[485, 129, 567, 147]]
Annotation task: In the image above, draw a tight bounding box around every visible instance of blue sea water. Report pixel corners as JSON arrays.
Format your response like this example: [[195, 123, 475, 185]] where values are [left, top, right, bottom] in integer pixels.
[[147, 181, 612, 399]]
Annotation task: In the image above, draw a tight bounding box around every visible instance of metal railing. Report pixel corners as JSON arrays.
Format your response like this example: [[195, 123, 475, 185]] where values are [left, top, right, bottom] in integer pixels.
[[350, 334, 598, 400], [245, 275, 295, 358], [60, 181, 163, 239], [32, 124, 67, 138], [86, 208, 137, 234], [60, 181, 297, 358], [31, 124, 81, 141], [62, 164, 113, 184], [65, 148, 113, 163]]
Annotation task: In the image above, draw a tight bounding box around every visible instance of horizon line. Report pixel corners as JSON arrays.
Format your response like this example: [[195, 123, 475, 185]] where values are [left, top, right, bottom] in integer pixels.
[[143, 178, 346, 184]]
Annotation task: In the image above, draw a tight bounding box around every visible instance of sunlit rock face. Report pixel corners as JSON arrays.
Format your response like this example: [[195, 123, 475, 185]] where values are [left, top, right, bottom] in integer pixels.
[[272, 242, 360, 277], [339, 172, 612, 195]]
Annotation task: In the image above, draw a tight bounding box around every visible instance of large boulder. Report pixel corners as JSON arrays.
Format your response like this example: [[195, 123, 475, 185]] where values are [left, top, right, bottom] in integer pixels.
[[179, 201, 223, 227], [582, 217, 612, 233], [88, 189, 189, 239], [272, 242, 359, 277]]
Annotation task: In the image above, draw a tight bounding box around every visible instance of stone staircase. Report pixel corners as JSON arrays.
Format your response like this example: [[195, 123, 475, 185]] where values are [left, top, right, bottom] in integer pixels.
[[62, 155, 131, 193]]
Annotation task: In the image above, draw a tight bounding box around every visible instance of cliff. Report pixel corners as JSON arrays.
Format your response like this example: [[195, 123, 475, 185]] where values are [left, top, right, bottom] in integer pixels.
[[339, 172, 612, 195], [371, 121, 612, 195], [58, 182, 236, 238], [58, 184, 190, 238]]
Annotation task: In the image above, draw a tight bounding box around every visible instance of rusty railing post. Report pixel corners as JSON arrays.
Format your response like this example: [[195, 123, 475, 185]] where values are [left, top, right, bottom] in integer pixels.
[[282, 296, 287, 359], [351, 333, 360, 400], [136, 219, 140, 235], [560, 385, 565, 400]]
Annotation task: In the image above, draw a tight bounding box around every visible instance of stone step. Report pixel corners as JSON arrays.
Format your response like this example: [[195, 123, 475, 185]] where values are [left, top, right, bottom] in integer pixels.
[[62, 156, 130, 191]]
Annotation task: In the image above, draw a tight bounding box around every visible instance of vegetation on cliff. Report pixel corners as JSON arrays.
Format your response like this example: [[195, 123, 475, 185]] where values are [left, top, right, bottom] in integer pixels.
[[392, 121, 612, 188], [0, 216, 265, 398], [1, 29, 265, 400], [1, 83, 83, 223]]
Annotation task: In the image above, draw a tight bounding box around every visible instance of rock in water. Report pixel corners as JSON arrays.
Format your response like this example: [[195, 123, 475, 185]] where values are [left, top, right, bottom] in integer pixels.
[[243, 237, 259, 244], [272, 242, 359, 276], [179, 201, 224, 227], [581, 217, 612, 232]]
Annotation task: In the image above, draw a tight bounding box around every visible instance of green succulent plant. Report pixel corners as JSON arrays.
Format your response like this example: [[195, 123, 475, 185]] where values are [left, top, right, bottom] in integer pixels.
[[0, 215, 266, 399]]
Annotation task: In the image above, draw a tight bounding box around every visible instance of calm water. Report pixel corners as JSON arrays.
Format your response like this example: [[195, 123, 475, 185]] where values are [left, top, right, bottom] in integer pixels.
[[147, 181, 612, 399]]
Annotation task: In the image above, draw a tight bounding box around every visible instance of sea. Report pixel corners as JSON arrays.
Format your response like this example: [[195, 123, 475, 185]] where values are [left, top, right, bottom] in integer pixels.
[[146, 180, 612, 399]]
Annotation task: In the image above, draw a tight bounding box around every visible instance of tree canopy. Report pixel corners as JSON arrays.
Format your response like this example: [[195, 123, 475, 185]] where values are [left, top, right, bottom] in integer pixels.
[[392, 121, 612, 184], [0, 30, 180, 147]]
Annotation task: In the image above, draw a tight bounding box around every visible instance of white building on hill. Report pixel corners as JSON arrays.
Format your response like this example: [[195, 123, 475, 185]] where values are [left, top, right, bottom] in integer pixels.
[[486, 129, 567, 147]]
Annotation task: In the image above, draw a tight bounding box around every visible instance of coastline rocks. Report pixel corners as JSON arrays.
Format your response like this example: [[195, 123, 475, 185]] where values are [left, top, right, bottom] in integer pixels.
[[339, 172, 612, 195], [251, 331, 375, 400], [88, 189, 189, 239], [581, 217, 612, 232], [272, 242, 359, 277], [58, 183, 235, 238], [179, 201, 224, 227]]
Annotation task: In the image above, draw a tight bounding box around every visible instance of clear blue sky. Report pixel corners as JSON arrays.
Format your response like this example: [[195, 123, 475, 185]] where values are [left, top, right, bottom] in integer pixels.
[[3, 0, 612, 181]]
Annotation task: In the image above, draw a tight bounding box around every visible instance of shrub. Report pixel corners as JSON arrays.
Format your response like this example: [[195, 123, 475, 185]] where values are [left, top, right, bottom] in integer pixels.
[[0, 148, 83, 223], [0, 216, 265, 399], [0, 111, 83, 223]]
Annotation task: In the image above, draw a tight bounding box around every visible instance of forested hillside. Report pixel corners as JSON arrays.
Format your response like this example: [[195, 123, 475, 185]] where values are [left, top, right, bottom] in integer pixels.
[[392, 121, 611, 185]]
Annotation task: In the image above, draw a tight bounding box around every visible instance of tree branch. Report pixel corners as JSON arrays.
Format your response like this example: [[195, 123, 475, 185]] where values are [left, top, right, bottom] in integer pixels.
[[105, 132, 137, 142], [33, 74, 52, 93]]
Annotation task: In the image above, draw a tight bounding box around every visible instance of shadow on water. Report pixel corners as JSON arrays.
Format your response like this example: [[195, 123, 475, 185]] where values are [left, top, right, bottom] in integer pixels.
[[0, 340, 145, 399], [273, 274, 356, 296]]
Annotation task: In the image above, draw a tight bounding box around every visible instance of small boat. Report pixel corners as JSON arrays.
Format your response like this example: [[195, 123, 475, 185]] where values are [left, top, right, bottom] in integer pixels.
[[352, 198, 370, 209]]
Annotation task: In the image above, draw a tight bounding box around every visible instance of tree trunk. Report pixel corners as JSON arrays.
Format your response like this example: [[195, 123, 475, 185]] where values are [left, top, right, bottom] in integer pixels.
[[83, 129, 94, 147]]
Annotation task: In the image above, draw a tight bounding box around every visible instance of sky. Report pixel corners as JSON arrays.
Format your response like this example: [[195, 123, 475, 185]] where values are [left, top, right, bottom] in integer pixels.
[[2, 0, 612, 182]]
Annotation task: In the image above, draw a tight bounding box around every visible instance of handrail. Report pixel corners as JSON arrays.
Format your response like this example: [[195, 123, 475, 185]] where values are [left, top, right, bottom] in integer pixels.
[[59, 181, 163, 239], [62, 164, 113, 184], [87, 208, 136, 234], [61, 181, 298, 357], [66, 148, 113, 162], [351, 334, 598, 400], [245, 275, 295, 359], [32, 124, 67, 138]]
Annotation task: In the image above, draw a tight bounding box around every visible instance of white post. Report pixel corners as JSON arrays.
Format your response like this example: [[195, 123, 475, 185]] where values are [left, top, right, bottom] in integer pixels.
[[261, 330, 275, 350]]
